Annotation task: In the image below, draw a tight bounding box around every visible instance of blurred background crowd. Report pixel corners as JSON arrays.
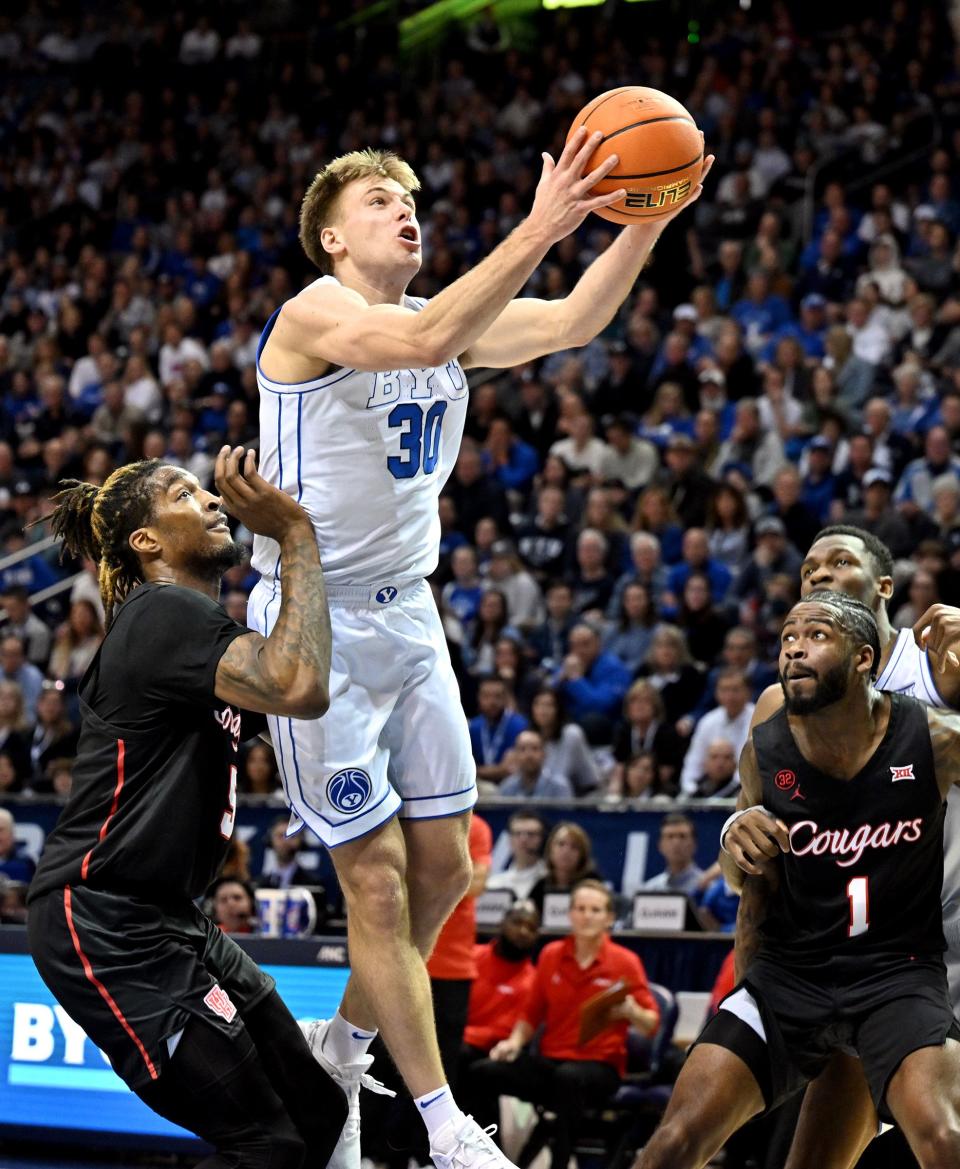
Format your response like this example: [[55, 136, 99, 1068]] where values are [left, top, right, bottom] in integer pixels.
[[1, 0, 959, 903], [2, 5, 958, 1166]]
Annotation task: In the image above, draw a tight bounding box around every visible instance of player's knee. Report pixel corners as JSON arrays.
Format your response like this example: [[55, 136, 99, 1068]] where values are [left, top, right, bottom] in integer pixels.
[[910, 1115, 960, 1169], [637, 1118, 697, 1169], [340, 857, 409, 935], [228, 1117, 306, 1169], [409, 838, 471, 910]]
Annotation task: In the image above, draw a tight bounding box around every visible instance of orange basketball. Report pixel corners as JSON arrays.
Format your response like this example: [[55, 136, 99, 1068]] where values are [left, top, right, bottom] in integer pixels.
[[566, 86, 703, 225]]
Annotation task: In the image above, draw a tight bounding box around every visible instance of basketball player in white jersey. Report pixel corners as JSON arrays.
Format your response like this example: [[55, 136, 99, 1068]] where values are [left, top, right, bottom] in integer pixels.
[[722, 523, 960, 1169], [247, 134, 713, 1169]]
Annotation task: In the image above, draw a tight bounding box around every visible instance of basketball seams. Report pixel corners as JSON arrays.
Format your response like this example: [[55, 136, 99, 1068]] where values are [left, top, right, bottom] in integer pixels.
[[605, 150, 704, 181], [598, 114, 696, 145], [575, 86, 635, 128], [597, 205, 688, 221]]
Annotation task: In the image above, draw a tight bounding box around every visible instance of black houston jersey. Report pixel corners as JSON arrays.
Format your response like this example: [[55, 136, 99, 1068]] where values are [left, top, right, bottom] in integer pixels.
[[753, 693, 946, 966], [29, 583, 265, 904]]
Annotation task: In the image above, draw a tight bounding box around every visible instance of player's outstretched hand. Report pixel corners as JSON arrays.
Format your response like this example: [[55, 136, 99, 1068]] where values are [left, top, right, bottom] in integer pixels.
[[724, 809, 790, 877], [913, 604, 960, 673], [529, 127, 626, 243], [215, 445, 311, 542]]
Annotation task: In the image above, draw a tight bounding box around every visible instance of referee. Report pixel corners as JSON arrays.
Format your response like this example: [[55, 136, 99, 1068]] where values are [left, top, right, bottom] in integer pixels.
[[27, 446, 346, 1169]]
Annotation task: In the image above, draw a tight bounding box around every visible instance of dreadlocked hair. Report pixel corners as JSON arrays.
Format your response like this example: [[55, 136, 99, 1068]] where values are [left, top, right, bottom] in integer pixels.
[[48, 460, 164, 628]]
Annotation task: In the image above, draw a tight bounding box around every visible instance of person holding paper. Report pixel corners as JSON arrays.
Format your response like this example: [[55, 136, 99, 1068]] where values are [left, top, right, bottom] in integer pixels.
[[467, 880, 659, 1169]]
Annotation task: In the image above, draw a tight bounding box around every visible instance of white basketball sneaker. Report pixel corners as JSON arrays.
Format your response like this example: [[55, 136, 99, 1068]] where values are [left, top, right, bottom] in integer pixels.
[[429, 1115, 521, 1169], [299, 1018, 396, 1169]]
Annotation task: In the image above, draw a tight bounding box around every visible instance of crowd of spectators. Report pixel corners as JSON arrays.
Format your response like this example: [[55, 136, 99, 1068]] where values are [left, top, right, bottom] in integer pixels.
[[7, 17, 960, 1161], [0, 2, 959, 827]]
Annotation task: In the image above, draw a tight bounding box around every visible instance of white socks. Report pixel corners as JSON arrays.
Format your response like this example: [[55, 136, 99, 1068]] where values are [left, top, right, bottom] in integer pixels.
[[321, 1010, 377, 1066], [415, 1084, 463, 1143]]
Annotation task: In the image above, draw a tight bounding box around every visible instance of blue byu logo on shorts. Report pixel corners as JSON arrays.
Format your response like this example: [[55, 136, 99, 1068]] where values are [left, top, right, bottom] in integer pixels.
[[375, 586, 398, 604], [327, 769, 372, 815]]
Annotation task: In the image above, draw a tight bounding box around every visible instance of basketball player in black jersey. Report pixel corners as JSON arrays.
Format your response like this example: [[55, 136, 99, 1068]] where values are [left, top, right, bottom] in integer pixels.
[[27, 446, 347, 1169], [722, 527, 960, 1169], [635, 591, 960, 1169]]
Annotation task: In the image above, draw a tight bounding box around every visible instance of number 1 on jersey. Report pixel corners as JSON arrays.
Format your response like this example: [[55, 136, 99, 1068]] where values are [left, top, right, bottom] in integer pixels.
[[220, 765, 238, 839], [847, 875, 869, 937]]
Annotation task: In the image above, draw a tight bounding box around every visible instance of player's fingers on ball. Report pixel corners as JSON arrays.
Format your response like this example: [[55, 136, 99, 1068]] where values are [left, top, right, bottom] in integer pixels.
[[582, 154, 619, 187], [701, 153, 716, 180], [570, 129, 604, 173], [589, 188, 627, 211], [560, 126, 589, 159], [560, 126, 592, 163]]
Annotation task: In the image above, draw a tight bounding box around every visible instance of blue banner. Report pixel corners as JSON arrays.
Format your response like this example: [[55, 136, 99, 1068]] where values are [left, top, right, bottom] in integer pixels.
[[5, 799, 732, 915], [0, 949, 349, 1141]]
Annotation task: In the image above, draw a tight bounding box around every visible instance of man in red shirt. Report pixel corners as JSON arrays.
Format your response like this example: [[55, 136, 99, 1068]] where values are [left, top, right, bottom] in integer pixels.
[[467, 880, 659, 1169], [462, 901, 540, 1057], [427, 812, 494, 1082]]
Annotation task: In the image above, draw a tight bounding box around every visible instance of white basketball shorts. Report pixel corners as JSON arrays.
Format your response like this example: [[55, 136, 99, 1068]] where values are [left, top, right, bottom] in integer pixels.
[[247, 576, 477, 848]]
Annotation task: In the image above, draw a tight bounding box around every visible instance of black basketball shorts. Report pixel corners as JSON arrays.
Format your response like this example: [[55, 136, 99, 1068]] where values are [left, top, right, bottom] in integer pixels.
[[28, 885, 274, 1091], [694, 952, 960, 1122]]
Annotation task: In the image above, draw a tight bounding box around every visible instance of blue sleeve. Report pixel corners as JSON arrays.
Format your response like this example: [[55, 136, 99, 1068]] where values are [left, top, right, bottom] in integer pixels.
[[667, 564, 686, 595], [496, 441, 540, 490], [504, 714, 529, 753], [468, 719, 483, 762], [711, 563, 733, 600], [564, 657, 631, 718], [661, 526, 684, 565], [771, 297, 791, 329]]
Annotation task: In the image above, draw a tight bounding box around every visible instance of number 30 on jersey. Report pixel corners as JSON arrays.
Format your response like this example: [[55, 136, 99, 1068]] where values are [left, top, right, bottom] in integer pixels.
[[387, 401, 447, 479]]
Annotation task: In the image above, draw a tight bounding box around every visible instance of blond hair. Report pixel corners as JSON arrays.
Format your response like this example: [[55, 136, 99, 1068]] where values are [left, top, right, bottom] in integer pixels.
[[299, 149, 421, 274]]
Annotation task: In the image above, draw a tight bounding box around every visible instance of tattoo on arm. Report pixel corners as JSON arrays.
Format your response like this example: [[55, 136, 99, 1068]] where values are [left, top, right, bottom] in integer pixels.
[[926, 706, 960, 800], [217, 527, 331, 717]]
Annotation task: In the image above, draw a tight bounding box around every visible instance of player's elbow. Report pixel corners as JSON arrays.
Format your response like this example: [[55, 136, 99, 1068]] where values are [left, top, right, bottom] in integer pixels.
[[284, 680, 330, 720], [418, 336, 453, 369], [556, 304, 592, 349], [564, 324, 594, 350]]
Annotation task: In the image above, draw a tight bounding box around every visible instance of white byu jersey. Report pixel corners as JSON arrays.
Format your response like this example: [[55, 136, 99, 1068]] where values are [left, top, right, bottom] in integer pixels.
[[875, 625, 949, 710], [874, 626, 960, 997], [252, 277, 469, 587]]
